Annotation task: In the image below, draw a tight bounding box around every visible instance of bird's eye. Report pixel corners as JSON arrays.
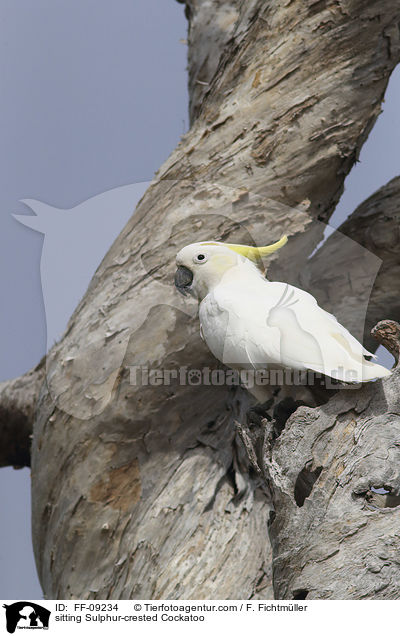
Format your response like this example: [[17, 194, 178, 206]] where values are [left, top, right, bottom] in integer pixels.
[[193, 253, 208, 264]]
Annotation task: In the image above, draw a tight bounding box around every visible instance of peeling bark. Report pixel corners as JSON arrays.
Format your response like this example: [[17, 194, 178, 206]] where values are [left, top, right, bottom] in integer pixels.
[[176, 0, 241, 123], [29, 0, 400, 600], [1, 0, 400, 599], [261, 322, 400, 599]]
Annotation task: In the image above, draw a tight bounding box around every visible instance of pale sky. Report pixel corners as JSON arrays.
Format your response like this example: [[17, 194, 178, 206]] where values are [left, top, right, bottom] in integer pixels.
[[0, 0, 188, 599], [0, 1, 399, 599]]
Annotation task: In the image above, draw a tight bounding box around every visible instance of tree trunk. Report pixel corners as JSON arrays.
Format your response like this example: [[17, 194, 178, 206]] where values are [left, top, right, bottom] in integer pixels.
[[263, 324, 400, 600], [2, 0, 400, 599]]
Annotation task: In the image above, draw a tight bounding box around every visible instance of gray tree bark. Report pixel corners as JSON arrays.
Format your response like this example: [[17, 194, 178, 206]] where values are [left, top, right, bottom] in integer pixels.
[[2, 0, 400, 599], [259, 322, 400, 600], [305, 176, 400, 352]]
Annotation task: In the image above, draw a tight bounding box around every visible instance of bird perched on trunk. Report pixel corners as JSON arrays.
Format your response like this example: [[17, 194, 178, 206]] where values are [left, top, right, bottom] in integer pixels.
[[174, 237, 390, 398]]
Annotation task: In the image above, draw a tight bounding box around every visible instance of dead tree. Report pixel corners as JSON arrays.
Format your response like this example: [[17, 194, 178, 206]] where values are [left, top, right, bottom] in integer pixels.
[[1, 0, 400, 599]]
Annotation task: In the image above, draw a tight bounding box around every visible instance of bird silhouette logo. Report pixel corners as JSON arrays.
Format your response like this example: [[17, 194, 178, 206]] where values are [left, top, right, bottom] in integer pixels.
[[3, 602, 50, 633], [13, 183, 152, 419], [11, 185, 383, 417]]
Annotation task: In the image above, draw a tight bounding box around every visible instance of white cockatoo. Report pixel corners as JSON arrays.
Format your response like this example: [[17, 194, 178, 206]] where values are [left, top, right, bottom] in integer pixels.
[[174, 237, 391, 395]]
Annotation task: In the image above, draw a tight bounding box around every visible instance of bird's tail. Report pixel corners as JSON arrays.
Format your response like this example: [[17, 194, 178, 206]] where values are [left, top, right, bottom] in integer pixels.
[[358, 361, 392, 381], [320, 330, 392, 382], [325, 359, 392, 383]]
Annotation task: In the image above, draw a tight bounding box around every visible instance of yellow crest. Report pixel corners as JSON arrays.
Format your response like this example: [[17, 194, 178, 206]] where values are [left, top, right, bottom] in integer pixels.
[[201, 235, 288, 262]]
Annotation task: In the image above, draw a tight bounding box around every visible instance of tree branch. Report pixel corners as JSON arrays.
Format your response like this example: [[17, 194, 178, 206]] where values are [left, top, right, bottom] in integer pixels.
[[1, 0, 398, 599], [176, 0, 241, 123], [0, 358, 45, 468], [232, 322, 400, 599], [372, 320, 400, 366], [303, 177, 400, 350]]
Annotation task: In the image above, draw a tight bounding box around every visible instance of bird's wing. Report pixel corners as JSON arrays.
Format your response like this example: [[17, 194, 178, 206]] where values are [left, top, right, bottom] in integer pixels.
[[265, 282, 389, 380], [200, 284, 282, 368], [202, 279, 390, 381]]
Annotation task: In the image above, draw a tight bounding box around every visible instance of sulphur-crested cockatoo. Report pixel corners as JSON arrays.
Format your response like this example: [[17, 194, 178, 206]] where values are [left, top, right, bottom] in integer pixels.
[[174, 237, 391, 392]]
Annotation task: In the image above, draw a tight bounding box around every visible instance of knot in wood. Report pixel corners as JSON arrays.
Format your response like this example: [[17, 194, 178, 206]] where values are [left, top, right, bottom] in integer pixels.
[[371, 319, 400, 366]]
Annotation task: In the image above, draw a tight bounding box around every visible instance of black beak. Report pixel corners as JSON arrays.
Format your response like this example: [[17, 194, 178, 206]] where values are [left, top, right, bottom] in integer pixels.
[[174, 265, 193, 296]]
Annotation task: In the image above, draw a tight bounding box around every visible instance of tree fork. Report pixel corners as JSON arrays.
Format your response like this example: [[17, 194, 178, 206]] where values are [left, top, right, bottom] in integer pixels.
[[0, 0, 399, 599]]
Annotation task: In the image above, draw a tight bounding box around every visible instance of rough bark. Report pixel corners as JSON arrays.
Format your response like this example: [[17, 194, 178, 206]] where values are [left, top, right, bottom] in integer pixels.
[[2, 0, 400, 599], [176, 0, 241, 123], [257, 322, 400, 600]]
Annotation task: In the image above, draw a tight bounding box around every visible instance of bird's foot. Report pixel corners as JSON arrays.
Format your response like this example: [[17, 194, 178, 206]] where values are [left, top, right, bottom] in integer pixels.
[[236, 391, 305, 473], [234, 398, 274, 479]]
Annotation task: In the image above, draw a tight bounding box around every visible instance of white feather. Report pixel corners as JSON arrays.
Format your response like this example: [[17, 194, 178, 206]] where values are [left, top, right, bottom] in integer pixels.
[[198, 258, 390, 383]]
